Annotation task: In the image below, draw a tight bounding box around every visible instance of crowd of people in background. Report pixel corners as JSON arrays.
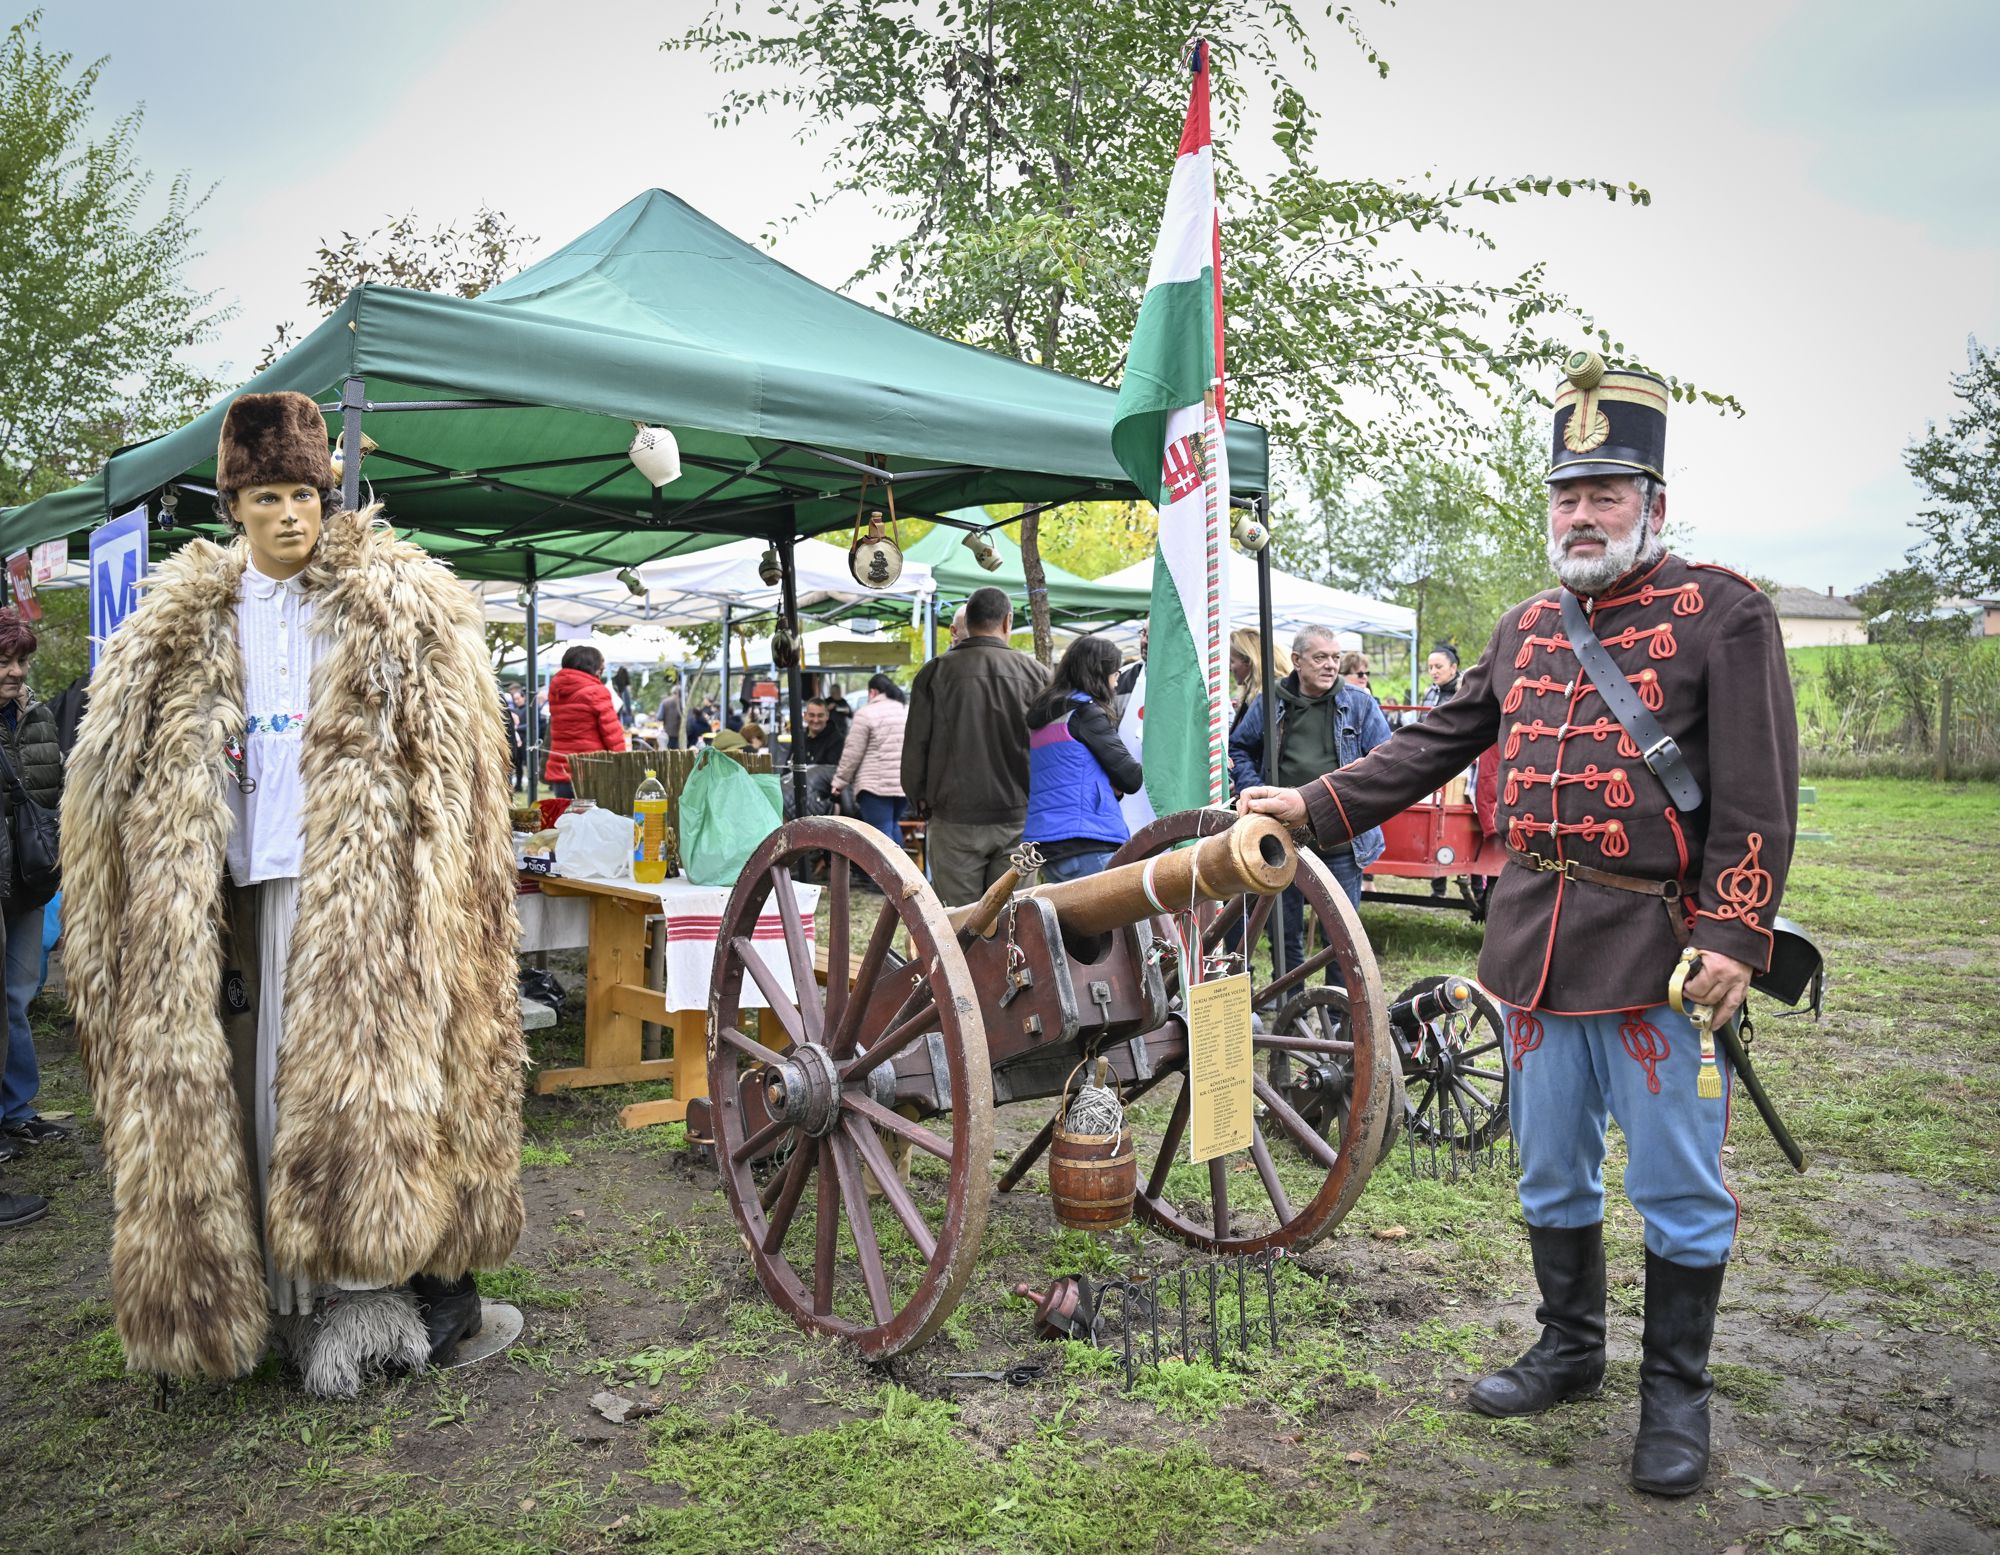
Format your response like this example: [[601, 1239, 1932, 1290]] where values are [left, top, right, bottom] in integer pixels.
[[487, 592, 1492, 921]]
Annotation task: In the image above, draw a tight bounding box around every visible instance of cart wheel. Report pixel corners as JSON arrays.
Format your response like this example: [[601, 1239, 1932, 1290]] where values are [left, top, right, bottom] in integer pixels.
[[707, 816, 993, 1359], [1267, 986, 1402, 1169], [1394, 974, 1509, 1151], [1108, 809, 1396, 1254]]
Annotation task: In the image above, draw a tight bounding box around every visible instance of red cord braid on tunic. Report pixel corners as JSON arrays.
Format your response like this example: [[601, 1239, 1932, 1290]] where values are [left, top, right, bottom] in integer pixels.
[[1554, 764, 1636, 808], [1596, 580, 1704, 617], [1565, 718, 1643, 759], [1504, 719, 1564, 758], [1507, 1009, 1545, 1070], [1618, 1011, 1671, 1095], [1504, 676, 1570, 714], [1516, 633, 1573, 670], [1517, 598, 1559, 629], [1595, 621, 1678, 660], [1508, 814, 1631, 858]]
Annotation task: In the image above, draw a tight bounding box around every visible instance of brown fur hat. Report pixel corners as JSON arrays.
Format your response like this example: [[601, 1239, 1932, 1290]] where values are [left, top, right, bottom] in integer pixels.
[[216, 391, 333, 493]]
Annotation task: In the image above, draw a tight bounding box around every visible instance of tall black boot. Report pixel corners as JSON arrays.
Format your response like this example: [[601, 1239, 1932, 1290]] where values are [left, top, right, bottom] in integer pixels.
[[1468, 1222, 1606, 1417], [1631, 1250, 1726, 1496], [409, 1272, 483, 1365]]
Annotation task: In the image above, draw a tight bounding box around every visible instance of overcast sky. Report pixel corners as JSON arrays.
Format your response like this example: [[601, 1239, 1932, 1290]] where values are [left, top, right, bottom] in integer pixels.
[[36, 0, 2000, 593]]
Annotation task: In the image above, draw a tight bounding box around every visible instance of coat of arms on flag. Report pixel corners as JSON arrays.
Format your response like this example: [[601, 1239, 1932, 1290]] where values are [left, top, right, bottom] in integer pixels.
[[1110, 40, 1231, 816]]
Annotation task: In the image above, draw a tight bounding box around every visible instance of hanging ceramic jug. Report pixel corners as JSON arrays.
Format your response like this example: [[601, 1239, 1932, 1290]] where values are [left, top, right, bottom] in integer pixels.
[[848, 509, 904, 589]]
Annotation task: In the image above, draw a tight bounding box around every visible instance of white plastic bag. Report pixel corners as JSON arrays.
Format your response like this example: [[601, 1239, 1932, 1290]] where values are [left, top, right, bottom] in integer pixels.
[[553, 803, 639, 883]]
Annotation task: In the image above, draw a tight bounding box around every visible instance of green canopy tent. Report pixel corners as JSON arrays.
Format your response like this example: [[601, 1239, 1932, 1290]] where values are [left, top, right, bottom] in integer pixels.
[[0, 188, 1272, 801], [903, 515, 1151, 625], [0, 189, 1267, 577]]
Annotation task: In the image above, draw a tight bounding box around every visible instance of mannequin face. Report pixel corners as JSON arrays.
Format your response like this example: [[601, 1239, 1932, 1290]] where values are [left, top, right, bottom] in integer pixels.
[[232, 483, 323, 579]]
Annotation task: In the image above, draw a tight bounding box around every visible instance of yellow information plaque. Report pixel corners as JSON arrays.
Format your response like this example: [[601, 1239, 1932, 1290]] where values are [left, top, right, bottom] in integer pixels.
[[1185, 972, 1254, 1163]]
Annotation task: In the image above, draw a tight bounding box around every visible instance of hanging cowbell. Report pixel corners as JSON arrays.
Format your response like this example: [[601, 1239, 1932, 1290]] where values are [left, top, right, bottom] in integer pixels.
[[848, 509, 904, 589]]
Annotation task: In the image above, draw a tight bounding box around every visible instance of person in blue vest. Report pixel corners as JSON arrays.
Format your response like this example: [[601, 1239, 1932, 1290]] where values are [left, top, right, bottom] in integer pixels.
[[1023, 636, 1142, 883]]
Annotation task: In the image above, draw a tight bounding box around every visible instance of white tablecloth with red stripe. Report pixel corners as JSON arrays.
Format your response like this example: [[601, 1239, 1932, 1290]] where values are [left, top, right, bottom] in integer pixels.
[[520, 876, 818, 1011]]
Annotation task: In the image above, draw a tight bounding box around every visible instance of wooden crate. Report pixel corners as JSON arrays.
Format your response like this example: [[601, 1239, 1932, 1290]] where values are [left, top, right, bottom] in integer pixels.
[[570, 746, 771, 835]]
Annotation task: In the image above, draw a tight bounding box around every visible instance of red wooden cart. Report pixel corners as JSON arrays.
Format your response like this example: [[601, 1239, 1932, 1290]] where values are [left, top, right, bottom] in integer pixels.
[[1360, 706, 1504, 919]]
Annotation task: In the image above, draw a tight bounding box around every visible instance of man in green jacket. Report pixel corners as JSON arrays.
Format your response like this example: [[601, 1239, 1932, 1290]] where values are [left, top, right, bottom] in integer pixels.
[[902, 586, 1048, 905]]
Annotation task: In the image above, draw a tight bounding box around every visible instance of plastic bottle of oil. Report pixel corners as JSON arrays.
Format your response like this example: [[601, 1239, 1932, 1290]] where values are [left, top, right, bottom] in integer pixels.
[[632, 769, 670, 883]]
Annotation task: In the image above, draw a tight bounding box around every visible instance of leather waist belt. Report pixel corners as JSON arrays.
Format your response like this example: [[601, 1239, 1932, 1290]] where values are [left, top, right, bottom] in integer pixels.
[[1504, 843, 1680, 898], [1504, 845, 1692, 947]]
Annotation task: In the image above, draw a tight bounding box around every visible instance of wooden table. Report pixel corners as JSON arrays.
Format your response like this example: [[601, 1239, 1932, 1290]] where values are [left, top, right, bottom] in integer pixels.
[[528, 873, 813, 1130]]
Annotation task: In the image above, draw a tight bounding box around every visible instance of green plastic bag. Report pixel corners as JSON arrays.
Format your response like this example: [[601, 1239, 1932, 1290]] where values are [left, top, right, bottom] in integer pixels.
[[679, 748, 784, 885]]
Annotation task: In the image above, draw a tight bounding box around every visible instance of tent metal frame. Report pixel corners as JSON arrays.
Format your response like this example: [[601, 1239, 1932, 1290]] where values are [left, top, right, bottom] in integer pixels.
[[308, 375, 1281, 822]]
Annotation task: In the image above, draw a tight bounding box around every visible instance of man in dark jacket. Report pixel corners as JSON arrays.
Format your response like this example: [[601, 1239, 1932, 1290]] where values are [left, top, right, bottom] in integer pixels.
[[791, 698, 846, 766], [1228, 624, 1391, 970], [903, 586, 1048, 905]]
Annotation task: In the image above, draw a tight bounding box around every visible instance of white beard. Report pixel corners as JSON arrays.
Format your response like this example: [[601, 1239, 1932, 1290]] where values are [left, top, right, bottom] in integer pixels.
[[1548, 520, 1661, 595]]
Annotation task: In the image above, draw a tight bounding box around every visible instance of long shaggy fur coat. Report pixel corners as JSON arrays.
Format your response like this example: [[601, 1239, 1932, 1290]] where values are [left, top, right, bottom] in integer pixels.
[[63, 505, 526, 1379]]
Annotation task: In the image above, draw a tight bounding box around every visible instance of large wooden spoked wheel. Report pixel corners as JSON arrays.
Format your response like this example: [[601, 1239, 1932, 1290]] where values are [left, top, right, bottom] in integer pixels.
[[1107, 809, 1396, 1254], [707, 817, 993, 1359]]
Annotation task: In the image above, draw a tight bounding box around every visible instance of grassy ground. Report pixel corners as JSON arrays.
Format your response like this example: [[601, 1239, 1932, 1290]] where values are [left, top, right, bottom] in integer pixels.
[[2, 777, 1996, 1553]]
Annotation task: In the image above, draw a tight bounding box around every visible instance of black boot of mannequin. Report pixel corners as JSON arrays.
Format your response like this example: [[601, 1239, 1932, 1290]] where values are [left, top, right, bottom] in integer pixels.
[[1630, 1251, 1727, 1497], [409, 1272, 483, 1365], [1468, 1222, 1607, 1417]]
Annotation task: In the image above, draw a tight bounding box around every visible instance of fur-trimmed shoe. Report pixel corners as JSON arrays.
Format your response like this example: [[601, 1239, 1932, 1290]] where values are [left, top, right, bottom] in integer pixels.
[[1469, 1222, 1607, 1417], [279, 1287, 432, 1399]]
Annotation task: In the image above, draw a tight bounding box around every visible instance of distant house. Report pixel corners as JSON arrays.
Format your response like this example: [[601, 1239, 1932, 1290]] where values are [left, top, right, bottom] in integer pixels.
[[1771, 586, 1866, 649], [1950, 597, 2000, 638]]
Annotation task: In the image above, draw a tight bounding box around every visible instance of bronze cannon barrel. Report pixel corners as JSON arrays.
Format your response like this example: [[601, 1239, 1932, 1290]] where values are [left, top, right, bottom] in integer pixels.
[[1021, 814, 1298, 937]]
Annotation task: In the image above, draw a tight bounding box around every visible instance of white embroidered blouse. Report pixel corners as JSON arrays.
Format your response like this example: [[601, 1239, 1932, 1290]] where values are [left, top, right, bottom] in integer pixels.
[[225, 561, 328, 886]]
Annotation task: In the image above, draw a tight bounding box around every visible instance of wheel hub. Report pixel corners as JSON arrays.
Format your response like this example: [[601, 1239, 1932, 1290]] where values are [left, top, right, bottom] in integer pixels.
[[764, 1043, 843, 1137]]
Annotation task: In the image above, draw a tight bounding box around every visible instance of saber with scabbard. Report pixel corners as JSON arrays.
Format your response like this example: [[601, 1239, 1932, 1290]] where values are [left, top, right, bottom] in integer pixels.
[[1668, 947, 1808, 1174]]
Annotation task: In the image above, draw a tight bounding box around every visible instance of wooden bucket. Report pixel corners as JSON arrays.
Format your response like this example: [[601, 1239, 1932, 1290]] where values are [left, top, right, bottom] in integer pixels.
[[1049, 1125, 1136, 1231], [1048, 1060, 1136, 1231]]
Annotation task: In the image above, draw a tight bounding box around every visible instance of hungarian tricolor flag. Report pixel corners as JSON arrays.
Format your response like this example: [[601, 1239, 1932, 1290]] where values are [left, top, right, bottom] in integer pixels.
[[1112, 39, 1231, 816]]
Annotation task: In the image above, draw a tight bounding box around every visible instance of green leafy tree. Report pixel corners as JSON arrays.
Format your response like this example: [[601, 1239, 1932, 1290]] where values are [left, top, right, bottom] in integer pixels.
[[667, 0, 1731, 661], [1904, 336, 2000, 595], [0, 10, 227, 509], [259, 204, 535, 369], [260, 204, 537, 667], [1848, 564, 1975, 774], [1277, 403, 1550, 692]]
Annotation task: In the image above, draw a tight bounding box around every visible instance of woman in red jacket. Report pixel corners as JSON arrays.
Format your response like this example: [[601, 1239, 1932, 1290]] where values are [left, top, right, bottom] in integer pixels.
[[543, 645, 627, 796]]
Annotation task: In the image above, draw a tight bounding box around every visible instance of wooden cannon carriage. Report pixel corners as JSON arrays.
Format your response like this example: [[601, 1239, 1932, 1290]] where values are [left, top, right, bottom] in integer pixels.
[[686, 807, 1409, 1358]]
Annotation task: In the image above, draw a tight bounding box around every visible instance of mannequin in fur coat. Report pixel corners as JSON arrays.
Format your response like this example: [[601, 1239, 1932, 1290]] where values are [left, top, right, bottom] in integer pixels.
[[62, 392, 525, 1393]]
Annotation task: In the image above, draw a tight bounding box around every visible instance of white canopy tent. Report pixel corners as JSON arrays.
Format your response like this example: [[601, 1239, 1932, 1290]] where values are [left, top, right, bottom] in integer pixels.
[[475, 536, 932, 631], [1096, 550, 1421, 693]]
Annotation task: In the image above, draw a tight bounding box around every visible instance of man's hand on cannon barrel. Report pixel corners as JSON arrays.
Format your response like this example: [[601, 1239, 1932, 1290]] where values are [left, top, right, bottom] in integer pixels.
[[1683, 948, 1753, 1028], [1236, 785, 1307, 828]]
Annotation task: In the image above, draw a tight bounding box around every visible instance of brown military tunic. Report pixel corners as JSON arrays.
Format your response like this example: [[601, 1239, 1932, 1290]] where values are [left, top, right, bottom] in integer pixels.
[[1303, 553, 1798, 1014]]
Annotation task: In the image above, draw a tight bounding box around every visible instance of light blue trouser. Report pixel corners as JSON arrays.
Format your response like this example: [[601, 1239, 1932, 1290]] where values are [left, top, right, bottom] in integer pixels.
[[1505, 1001, 1738, 1266]]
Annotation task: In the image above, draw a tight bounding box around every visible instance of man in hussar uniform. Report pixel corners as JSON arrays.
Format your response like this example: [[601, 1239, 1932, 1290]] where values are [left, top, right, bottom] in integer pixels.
[[1240, 353, 1798, 1496]]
